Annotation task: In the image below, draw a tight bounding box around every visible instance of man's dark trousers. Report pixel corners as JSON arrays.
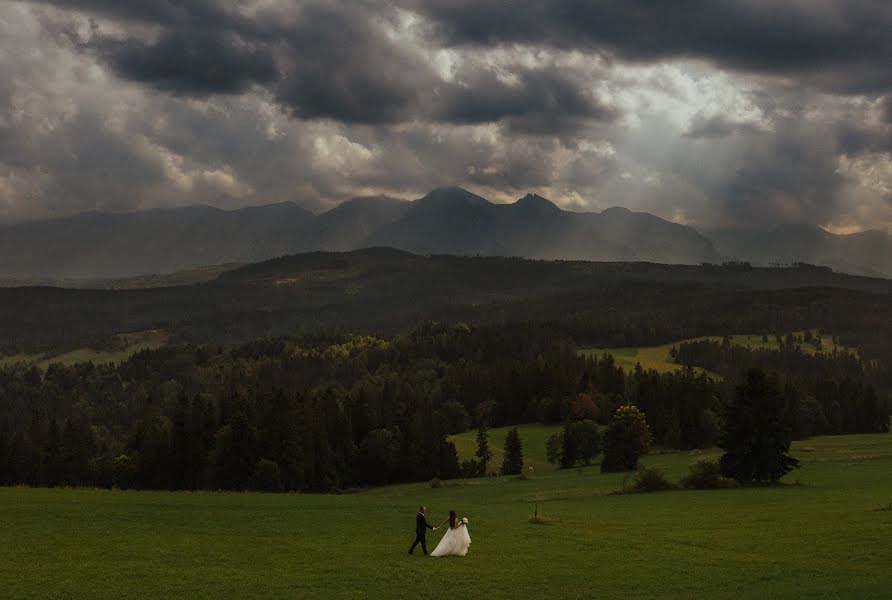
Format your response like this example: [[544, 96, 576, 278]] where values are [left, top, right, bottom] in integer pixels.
[[409, 512, 433, 555]]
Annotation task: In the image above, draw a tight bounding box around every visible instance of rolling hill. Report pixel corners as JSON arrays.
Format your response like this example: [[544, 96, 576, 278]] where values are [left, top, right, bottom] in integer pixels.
[[2, 249, 892, 356]]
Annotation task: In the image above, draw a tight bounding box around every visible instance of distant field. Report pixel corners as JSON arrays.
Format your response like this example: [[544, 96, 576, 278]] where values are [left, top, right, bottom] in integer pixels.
[[1, 431, 890, 599], [450, 424, 562, 474], [0, 330, 169, 369], [579, 330, 852, 376], [0, 353, 44, 368]]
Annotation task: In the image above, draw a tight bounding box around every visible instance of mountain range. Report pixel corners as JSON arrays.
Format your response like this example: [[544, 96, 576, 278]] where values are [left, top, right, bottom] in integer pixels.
[[0, 187, 889, 281], [703, 225, 892, 278]]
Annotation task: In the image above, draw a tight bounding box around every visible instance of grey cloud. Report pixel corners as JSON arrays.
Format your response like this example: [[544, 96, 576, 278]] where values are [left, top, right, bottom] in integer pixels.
[[29, 0, 242, 30], [35, 0, 617, 129], [684, 115, 762, 140], [3, 0, 891, 233], [98, 29, 277, 95], [436, 67, 613, 125], [414, 0, 892, 94]]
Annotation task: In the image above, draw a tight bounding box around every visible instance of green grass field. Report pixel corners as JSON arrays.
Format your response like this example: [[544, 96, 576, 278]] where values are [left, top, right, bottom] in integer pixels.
[[450, 424, 560, 474], [579, 330, 851, 376], [2, 427, 890, 599]]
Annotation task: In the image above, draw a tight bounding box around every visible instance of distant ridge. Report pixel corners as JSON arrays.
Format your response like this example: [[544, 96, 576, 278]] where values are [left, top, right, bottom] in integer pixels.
[[703, 225, 892, 278], [363, 187, 717, 264], [1, 186, 887, 281]]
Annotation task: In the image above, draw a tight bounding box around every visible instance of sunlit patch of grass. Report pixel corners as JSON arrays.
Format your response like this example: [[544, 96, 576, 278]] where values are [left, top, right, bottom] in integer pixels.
[[0, 330, 170, 369], [578, 329, 855, 378]]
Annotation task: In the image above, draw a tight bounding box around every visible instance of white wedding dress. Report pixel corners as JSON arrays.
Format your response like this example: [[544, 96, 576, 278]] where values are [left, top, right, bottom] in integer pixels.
[[430, 524, 472, 557]]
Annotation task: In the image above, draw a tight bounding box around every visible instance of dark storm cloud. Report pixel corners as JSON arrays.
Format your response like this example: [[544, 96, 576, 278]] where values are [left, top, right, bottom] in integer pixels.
[[436, 66, 615, 132], [29, 0, 240, 29], [32, 0, 433, 122], [719, 130, 846, 227], [3, 0, 891, 231], [35, 0, 616, 128], [414, 0, 892, 94], [98, 29, 277, 95], [271, 2, 434, 124]]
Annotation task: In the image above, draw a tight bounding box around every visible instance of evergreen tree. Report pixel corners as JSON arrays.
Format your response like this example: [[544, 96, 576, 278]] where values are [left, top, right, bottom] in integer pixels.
[[545, 431, 562, 465], [501, 427, 523, 475], [474, 425, 492, 477], [559, 421, 577, 469], [719, 368, 800, 484]]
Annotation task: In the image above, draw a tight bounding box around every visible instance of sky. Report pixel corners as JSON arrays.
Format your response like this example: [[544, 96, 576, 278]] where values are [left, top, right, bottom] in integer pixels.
[[0, 1, 890, 232]]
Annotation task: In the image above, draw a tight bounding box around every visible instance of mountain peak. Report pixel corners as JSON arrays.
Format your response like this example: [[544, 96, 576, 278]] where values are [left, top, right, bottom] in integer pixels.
[[600, 206, 633, 216], [416, 187, 491, 209], [514, 194, 561, 216]]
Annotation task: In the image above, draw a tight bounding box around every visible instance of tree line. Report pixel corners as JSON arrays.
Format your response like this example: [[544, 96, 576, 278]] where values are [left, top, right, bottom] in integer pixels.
[[673, 336, 889, 438], [0, 322, 887, 492]]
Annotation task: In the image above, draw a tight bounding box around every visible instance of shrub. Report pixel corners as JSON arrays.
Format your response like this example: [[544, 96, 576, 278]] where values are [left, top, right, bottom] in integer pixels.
[[430, 477, 442, 489], [681, 459, 723, 489], [515, 466, 534, 481], [631, 465, 675, 492], [460, 459, 479, 479], [528, 504, 558, 525]]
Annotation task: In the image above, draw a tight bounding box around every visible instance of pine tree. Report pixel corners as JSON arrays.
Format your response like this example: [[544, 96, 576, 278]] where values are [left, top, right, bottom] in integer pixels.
[[559, 421, 577, 469], [501, 427, 523, 475], [545, 431, 562, 465], [719, 368, 800, 484], [474, 425, 492, 477]]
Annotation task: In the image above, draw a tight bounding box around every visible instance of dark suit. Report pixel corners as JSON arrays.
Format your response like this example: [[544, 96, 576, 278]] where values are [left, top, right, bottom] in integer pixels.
[[408, 511, 433, 555]]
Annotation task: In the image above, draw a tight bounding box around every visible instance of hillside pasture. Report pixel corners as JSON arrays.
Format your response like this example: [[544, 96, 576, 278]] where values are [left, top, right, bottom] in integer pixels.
[[1, 431, 890, 599], [0, 330, 169, 369], [578, 330, 853, 376]]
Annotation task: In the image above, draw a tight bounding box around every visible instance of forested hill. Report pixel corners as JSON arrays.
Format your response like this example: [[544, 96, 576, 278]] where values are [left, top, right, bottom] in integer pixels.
[[0, 323, 887, 492], [1, 250, 892, 357]]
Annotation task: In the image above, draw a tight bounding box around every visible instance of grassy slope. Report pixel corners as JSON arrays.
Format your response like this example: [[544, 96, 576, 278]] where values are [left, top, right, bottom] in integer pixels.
[[1, 431, 890, 599], [0, 330, 169, 369], [450, 424, 560, 475], [579, 330, 851, 376]]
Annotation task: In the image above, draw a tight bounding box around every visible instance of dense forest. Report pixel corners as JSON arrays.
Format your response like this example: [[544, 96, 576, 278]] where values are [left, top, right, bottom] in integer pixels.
[[0, 323, 886, 492], [673, 336, 889, 439]]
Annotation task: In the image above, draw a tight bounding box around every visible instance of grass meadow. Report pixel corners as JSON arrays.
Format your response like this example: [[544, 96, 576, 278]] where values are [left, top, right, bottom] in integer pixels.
[[0, 330, 169, 369], [1, 427, 890, 599], [578, 330, 852, 376]]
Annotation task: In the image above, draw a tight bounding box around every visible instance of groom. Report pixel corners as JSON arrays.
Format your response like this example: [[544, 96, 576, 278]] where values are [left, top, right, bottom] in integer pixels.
[[408, 505, 437, 555]]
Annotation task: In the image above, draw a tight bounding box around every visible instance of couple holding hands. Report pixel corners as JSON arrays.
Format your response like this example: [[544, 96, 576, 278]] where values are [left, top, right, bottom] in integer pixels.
[[408, 505, 471, 557]]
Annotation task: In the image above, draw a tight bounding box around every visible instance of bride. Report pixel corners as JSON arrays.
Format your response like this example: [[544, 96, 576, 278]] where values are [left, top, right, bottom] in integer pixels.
[[430, 510, 471, 557]]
